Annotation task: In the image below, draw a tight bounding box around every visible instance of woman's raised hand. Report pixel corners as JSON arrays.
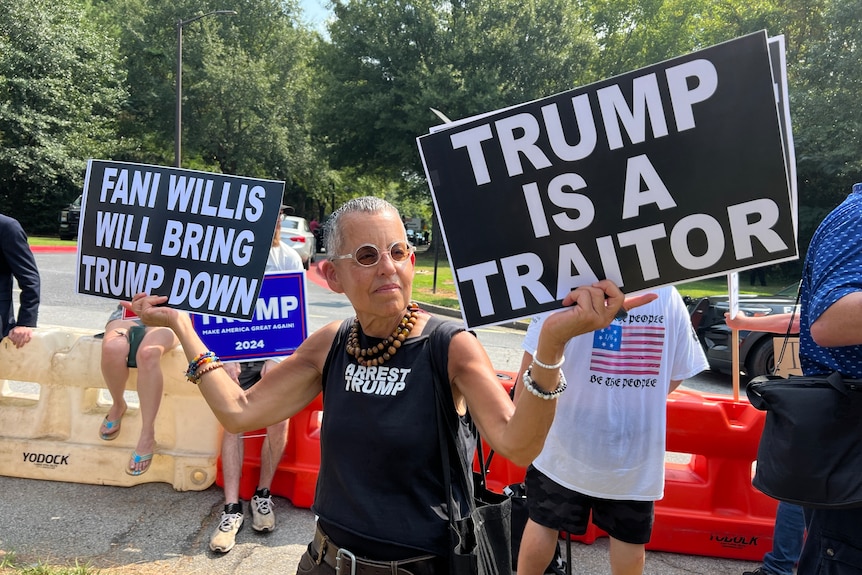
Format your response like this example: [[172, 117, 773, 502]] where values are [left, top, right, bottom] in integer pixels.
[[541, 280, 658, 346], [121, 293, 177, 328]]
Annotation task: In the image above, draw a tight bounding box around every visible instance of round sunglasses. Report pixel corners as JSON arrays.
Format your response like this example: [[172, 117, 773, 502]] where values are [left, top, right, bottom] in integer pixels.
[[330, 241, 415, 267]]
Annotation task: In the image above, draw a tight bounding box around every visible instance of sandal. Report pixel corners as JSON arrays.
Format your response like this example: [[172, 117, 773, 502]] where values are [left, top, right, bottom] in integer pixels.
[[125, 450, 153, 476], [99, 411, 125, 441]]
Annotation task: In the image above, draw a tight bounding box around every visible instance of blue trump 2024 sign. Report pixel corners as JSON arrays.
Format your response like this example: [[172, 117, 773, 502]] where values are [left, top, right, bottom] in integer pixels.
[[189, 272, 307, 361]]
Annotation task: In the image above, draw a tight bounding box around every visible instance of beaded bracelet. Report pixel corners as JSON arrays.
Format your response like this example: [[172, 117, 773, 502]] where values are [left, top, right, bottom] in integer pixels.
[[531, 354, 565, 370], [186, 351, 219, 383], [522, 368, 567, 400], [191, 361, 225, 384]]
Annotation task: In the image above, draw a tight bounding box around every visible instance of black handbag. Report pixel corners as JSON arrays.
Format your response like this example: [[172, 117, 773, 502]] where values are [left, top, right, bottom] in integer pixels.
[[429, 320, 512, 575], [481, 448, 567, 574], [429, 320, 566, 574], [434, 389, 513, 575], [746, 371, 862, 509]]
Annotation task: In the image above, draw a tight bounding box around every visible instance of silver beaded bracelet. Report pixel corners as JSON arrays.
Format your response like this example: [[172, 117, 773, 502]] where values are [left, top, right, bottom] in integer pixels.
[[531, 354, 565, 370], [522, 368, 567, 400]]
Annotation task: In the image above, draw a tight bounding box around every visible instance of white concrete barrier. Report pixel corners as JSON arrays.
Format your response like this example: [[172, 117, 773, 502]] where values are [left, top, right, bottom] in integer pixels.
[[0, 327, 219, 491]]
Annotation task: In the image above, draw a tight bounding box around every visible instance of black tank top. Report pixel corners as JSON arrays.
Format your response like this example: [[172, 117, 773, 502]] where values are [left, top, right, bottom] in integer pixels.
[[313, 314, 471, 559]]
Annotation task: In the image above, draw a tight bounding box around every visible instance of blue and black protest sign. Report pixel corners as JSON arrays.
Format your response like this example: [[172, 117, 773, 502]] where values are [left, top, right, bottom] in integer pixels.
[[189, 272, 308, 361], [418, 31, 797, 329], [76, 160, 284, 319]]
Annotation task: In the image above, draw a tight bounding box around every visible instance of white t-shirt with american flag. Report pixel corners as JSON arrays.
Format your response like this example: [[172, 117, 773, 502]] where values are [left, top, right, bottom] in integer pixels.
[[522, 285, 707, 501]]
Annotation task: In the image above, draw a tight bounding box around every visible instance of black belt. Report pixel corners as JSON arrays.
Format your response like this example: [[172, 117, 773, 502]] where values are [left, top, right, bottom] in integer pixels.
[[312, 525, 440, 575]]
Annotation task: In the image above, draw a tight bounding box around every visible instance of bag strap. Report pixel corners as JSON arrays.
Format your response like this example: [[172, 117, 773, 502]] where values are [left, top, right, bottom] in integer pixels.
[[826, 371, 853, 395], [429, 318, 477, 523], [433, 383, 463, 525], [768, 278, 857, 394], [773, 282, 801, 375]]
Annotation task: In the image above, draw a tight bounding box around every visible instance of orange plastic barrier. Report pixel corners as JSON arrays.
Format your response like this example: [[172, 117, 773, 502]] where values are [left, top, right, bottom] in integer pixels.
[[653, 389, 776, 559], [565, 389, 777, 561], [216, 392, 323, 507], [476, 375, 777, 561]]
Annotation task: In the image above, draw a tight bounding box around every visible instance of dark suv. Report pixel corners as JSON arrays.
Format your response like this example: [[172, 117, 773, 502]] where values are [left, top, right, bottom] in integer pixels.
[[58, 195, 82, 240], [686, 282, 799, 379]]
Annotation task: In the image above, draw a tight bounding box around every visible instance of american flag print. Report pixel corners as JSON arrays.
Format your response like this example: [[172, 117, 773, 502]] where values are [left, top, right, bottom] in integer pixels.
[[590, 323, 665, 376]]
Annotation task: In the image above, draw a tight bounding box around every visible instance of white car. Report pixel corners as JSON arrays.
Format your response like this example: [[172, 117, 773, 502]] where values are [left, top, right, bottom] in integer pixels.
[[280, 215, 317, 269]]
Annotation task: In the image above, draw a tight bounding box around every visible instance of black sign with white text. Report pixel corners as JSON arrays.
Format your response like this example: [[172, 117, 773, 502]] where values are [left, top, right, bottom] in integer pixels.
[[76, 160, 284, 319], [418, 31, 797, 329]]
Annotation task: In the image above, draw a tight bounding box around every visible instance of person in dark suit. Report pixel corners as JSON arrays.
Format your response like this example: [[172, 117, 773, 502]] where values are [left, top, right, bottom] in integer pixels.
[[0, 213, 41, 348]]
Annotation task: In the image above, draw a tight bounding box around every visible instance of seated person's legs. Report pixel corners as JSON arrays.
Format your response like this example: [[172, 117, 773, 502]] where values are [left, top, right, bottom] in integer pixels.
[[125, 326, 178, 475], [99, 319, 138, 439], [250, 359, 286, 531], [211, 359, 286, 552], [252, 417, 287, 532]]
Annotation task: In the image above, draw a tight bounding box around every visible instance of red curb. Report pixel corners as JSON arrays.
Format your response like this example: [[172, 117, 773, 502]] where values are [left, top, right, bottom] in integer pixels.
[[307, 261, 330, 290], [30, 246, 335, 292], [30, 245, 78, 253]]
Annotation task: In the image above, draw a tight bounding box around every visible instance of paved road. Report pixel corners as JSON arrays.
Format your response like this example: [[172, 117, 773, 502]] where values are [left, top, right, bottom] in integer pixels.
[[0, 250, 761, 574]]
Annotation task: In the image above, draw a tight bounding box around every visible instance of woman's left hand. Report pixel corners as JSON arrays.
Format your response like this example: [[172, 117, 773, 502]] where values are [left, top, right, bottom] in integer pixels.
[[121, 293, 178, 328]]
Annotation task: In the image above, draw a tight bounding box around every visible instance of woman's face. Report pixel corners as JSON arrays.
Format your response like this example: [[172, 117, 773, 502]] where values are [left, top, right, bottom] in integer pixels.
[[321, 210, 414, 320]]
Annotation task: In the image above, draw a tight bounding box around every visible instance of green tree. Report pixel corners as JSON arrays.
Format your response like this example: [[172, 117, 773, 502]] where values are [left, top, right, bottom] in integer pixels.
[[576, 0, 794, 77], [101, 0, 325, 216], [313, 0, 596, 184], [0, 0, 126, 232], [792, 0, 862, 194]]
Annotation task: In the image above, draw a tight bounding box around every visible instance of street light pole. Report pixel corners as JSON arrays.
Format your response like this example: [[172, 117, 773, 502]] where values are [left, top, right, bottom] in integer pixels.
[[175, 9, 237, 168]]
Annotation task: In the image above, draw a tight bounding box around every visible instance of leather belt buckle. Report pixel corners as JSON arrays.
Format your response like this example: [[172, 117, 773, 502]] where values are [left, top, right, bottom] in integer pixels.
[[336, 547, 357, 575]]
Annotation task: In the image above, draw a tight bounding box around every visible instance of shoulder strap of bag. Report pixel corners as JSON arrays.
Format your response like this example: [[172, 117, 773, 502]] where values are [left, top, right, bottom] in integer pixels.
[[769, 278, 859, 393], [773, 282, 801, 375], [429, 317, 476, 517], [826, 371, 854, 395]]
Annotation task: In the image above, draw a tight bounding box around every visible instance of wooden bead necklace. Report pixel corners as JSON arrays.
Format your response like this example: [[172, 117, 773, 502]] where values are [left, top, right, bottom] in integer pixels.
[[347, 302, 420, 367]]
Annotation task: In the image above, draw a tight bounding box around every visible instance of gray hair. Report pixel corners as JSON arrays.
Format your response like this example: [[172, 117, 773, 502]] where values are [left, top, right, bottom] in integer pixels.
[[324, 196, 402, 256]]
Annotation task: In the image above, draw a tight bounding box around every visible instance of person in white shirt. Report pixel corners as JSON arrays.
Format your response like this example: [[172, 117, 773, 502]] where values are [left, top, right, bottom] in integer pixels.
[[516, 286, 708, 575], [210, 211, 304, 553]]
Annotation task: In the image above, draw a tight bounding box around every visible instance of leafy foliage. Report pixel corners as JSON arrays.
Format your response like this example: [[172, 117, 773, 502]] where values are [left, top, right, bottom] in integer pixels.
[[0, 0, 126, 232], [314, 0, 596, 181], [792, 0, 862, 194], [1, 0, 861, 252]]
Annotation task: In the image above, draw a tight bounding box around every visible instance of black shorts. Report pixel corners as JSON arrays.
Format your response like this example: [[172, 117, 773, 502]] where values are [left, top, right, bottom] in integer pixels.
[[238, 361, 265, 390], [126, 324, 146, 368], [524, 464, 654, 545]]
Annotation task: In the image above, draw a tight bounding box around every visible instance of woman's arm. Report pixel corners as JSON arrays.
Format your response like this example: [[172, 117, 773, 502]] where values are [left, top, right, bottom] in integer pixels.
[[125, 293, 328, 433]]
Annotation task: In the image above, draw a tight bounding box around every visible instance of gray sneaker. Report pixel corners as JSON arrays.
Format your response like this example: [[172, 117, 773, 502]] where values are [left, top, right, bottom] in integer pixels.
[[210, 504, 243, 553], [251, 488, 275, 532]]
